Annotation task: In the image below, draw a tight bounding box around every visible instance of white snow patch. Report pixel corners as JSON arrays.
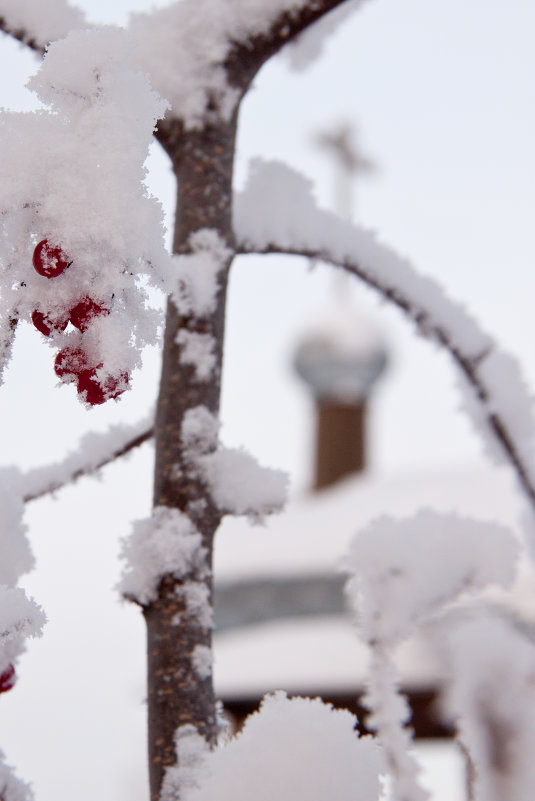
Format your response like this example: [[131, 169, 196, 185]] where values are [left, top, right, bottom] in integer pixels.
[[235, 159, 492, 360], [129, 0, 342, 128], [184, 691, 382, 801], [0, 750, 33, 801], [181, 406, 219, 454], [192, 644, 212, 679], [161, 725, 210, 801], [344, 509, 517, 644], [439, 608, 535, 801], [171, 230, 230, 318], [181, 581, 213, 630], [198, 447, 288, 520], [120, 507, 206, 605], [0, 0, 85, 47], [0, 470, 33, 586], [176, 330, 216, 382]]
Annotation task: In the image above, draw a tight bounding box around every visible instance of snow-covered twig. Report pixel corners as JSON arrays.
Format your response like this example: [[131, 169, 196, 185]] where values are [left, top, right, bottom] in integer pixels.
[[235, 160, 535, 517], [0, 313, 17, 387], [23, 418, 153, 503], [0, 16, 43, 54], [0, 0, 85, 53]]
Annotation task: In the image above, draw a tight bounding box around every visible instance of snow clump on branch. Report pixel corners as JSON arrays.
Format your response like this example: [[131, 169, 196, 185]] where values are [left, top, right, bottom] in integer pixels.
[[0, 0, 85, 48], [181, 406, 288, 521], [0, 470, 45, 675], [129, 0, 352, 128], [172, 691, 382, 801], [344, 509, 518, 645], [119, 507, 208, 606], [170, 230, 231, 319]]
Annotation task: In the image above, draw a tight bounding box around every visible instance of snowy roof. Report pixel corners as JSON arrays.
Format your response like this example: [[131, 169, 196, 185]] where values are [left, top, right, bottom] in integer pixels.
[[214, 463, 525, 581], [213, 463, 534, 696]]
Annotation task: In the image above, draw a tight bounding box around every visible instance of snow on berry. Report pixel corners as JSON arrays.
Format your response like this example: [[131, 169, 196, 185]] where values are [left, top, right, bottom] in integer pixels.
[[31, 308, 69, 337], [77, 369, 129, 406], [0, 664, 15, 694], [32, 239, 71, 279], [54, 346, 92, 383], [69, 296, 109, 332]]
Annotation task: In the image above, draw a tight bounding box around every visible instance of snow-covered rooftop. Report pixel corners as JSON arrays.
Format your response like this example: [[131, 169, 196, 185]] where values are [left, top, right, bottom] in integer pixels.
[[213, 462, 534, 696]]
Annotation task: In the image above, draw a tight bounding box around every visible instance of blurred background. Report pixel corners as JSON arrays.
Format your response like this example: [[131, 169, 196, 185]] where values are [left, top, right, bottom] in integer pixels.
[[0, 1, 533, 800]]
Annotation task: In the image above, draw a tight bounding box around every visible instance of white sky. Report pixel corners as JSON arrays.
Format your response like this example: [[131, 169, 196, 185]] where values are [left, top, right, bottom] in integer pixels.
[[0, 2, 533, 800]]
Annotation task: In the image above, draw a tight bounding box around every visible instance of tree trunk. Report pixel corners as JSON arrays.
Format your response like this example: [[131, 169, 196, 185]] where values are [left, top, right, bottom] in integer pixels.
[[145, 116, 237, 801]]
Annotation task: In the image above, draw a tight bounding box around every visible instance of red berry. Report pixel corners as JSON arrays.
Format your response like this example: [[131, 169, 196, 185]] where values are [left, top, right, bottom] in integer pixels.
[[33, 239, 71, 279], [0, 664, 15, 694], [54, 347, 91, 383], [31, 309, 68, 337], [69, 297, 109, 332], [77, 369, 129, 406]]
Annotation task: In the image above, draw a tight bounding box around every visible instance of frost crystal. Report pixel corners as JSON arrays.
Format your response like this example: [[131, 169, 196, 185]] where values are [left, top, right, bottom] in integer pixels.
[[120, 507, 207, 605]]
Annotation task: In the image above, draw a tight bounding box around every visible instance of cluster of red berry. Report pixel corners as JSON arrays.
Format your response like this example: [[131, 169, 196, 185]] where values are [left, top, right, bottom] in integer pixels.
[[31, 240, 129, 405], [0, 664, 15, 694]]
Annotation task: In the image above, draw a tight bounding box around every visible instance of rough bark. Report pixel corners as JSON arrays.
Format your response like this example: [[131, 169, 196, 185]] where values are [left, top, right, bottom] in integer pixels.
[[145, 118, 237, 801], [144, 3, 354, 799]]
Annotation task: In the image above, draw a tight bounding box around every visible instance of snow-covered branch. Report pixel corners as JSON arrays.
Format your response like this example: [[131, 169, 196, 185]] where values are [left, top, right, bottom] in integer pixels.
[[131, 0, 356, 133], [344, 511, 518, 801], [0, 313, 17, 386], [235, 160, 535, 521], [0, 0, 85, 53], [22, 417, 153, 503], [181, 406, 288, 522]]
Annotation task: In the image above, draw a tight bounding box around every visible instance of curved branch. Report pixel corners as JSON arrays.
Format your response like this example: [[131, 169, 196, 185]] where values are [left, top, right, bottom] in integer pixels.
[[23, 421, 154, 503], [240, 238, 535, 511]]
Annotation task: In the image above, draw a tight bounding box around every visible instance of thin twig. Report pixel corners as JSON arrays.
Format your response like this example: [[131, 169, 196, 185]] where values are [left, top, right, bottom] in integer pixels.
[[0, 17, 45, 55], [23, 426, 154, 503]]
